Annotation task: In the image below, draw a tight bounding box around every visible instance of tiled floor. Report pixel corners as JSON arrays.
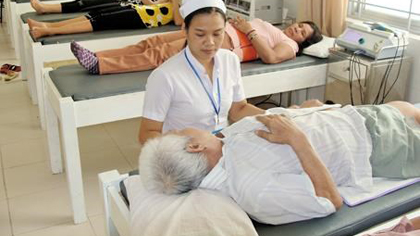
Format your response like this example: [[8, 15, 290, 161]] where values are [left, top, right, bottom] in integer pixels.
[[0, 22, 140, 235]]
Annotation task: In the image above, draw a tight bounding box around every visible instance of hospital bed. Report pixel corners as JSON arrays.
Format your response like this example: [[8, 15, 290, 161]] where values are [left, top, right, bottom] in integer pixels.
[[98, 102, 420, 235], [6, 0, 72, 57], [98, 169, 420, 236], [42, 55, 329, 224], [19, 11, 180, 130]]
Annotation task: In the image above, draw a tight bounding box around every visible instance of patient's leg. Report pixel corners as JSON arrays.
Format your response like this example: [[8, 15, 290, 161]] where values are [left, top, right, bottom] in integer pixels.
[[96, 31, 186, 57], [386, 101, 420, 124], [97, 37, 187, 74], [71, 42, 99, 74], [30, 0, 62, 14], [30, 20, 93, 39], [27, 16, 89, 30]]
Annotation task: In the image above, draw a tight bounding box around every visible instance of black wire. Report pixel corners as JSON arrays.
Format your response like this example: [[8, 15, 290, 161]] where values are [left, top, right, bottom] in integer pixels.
[[373, 35, 401, 104], [382, 36, 406, 103], [255, 94, 273, 106], [348, 53, 355, 105], [380, 36, 401, 104], [352, 52, 364, 104], [373, 62, 392, 104]]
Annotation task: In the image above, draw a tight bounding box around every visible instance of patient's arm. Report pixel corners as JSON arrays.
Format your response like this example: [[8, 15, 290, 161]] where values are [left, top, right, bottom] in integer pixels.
[[228, 100, 264, 123], [255, 115, 343, 210], [172, 0, 183, 26], [229, 17, 295, 64], [138, 117, 163, 145]]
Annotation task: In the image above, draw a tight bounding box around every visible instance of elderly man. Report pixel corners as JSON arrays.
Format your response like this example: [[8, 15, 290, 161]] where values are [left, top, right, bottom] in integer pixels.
[[139, 101, 420, 225]]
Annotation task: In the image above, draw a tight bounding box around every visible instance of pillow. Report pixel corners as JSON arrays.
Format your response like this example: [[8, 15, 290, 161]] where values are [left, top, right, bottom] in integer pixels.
[[126, 175, 258, 236], [302, 36, 336, 58]]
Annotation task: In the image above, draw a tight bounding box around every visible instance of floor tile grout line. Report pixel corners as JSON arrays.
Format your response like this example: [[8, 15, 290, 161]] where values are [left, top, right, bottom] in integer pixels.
[[0, 143, 14, 235], [102, 124, 138, 170]]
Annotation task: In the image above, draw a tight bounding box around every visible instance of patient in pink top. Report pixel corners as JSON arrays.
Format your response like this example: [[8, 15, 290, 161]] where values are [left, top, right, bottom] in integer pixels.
[[71, 16, 322, 75], [364, 216, 420, 236]]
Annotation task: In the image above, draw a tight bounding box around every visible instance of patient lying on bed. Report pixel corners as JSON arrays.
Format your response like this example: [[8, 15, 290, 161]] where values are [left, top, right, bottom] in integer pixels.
[[139, 101, 420, 225], [69, 17, 322, 74]]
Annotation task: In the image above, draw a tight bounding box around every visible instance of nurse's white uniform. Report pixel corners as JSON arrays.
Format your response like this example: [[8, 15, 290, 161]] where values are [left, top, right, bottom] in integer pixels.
[[142, 46, 246, 133]]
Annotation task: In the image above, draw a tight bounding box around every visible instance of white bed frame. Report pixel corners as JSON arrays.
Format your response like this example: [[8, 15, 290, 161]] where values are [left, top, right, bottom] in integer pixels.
[[18, 11, 177, 131], [99, 170, 420, 236], [42, 62, 328, 224]]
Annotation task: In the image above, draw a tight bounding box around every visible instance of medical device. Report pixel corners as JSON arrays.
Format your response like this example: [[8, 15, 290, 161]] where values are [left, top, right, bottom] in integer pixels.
[[225, 0, 284, 24], [336, 22, 409, 60]]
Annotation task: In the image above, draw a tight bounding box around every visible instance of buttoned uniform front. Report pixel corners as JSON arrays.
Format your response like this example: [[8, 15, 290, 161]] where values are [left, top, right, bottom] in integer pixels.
[[142, 46, 246, 133], [199, 106, 374, 225]]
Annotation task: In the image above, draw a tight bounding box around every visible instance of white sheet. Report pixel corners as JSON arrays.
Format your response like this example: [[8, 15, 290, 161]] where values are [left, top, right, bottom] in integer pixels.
[[126, 175, 258, 236], [340, 177, 420, 206]]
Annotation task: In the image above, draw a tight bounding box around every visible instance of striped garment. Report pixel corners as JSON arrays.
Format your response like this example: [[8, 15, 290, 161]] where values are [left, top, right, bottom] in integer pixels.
[[199, 105, 373, 225]]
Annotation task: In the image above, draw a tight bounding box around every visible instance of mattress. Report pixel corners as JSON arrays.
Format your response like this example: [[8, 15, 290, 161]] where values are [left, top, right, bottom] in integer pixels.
[[121, 171, 420, 236], [20, 11, 86, 24], [48, 55, 328, 101], [20, 12, 181, 44]]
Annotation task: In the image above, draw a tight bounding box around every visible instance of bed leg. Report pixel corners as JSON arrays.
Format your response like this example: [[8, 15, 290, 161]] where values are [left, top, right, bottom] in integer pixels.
[[60, 98, 87, 224], [23, 27, 37, 105], [99, 170, 127, 236], [45, 91, 63, 174], [33, 45, 46, 130]]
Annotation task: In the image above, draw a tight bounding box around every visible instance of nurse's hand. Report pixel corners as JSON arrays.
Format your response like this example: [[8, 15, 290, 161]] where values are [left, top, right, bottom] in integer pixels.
[[255, 114, 305, 146], [229, 16, 253, 34]]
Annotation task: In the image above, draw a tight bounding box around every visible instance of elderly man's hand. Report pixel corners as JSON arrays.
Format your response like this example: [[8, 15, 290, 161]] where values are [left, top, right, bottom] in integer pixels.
[[255, 115, 305, 146], [229, 16, 253, 34]]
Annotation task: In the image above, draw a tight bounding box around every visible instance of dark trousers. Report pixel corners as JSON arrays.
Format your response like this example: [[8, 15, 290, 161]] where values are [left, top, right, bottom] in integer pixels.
[[61, 0, 121, 13]]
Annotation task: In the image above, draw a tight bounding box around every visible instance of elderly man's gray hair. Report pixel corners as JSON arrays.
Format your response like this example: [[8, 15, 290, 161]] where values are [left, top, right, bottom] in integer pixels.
[[139, 134, 210, 194]]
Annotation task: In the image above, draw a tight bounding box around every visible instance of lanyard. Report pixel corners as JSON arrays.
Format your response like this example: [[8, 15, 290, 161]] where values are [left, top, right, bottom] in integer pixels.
[[184, 50, 221, 124]]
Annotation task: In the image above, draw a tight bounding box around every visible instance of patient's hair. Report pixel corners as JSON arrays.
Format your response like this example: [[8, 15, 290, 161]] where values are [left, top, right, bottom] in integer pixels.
[[297, 21, 323, 56], [139, 134, 210, 195]]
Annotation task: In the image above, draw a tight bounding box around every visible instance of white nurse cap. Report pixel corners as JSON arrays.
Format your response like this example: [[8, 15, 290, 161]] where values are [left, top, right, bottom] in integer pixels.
[[180, 0, 227, 19]]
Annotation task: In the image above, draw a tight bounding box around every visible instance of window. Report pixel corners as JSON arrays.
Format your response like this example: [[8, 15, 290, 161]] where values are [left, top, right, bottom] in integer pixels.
[[348, 0, 420, 34]]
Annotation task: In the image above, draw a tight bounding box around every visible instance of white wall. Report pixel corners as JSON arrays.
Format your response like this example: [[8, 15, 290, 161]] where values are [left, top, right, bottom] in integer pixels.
[[283, 0, 299, 19]]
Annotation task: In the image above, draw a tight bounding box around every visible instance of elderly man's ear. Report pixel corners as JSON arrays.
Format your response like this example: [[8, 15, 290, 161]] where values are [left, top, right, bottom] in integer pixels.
[[186, 142, 206, 153]]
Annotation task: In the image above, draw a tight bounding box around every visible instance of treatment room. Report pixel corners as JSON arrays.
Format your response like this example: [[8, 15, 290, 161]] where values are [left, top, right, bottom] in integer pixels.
[[1, 0, 420, 235]]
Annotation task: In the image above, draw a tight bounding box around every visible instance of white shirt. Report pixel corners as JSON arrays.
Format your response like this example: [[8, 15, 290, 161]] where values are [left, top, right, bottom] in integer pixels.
[[200, 106, 373, 225], [142, 46, 246, 133]]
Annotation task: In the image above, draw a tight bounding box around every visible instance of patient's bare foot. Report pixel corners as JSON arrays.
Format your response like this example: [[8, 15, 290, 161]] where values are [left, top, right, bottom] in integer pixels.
[[30, 27, 49, 39], [27, 18, 48, 30], [30, 0, 46, 14]]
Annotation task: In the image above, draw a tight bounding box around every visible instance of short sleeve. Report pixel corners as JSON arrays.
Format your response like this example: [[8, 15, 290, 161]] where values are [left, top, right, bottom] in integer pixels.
[[239, 173, 336, 225], [142, 69, 173, 122], [231, 55, 246, 102]]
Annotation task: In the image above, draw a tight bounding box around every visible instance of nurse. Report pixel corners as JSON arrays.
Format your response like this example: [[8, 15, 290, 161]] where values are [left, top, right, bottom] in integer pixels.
[[138, 0, 264, 144]]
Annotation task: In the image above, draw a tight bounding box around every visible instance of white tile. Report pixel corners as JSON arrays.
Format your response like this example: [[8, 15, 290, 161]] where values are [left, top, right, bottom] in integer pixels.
[[0, 104, 38, 125], [84, 179, 104, 217], [78, 125, 118, 155], [0, 81, 32, 110], [0, 48, 17, 60], [81, 146, 132, 181], [4, 161, 66, 198], [1, 138, 47, 168], [89, 214, 106, 236], [0, 200, 12, 236], [119, 144, 142, 169], [8, 187, 73, 235], [0, 150, 6, 200], [0, 121, 45, 145], [0, 166, 6, 201], [16, 221, 95, 236], [103, 118, 142, 147]]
